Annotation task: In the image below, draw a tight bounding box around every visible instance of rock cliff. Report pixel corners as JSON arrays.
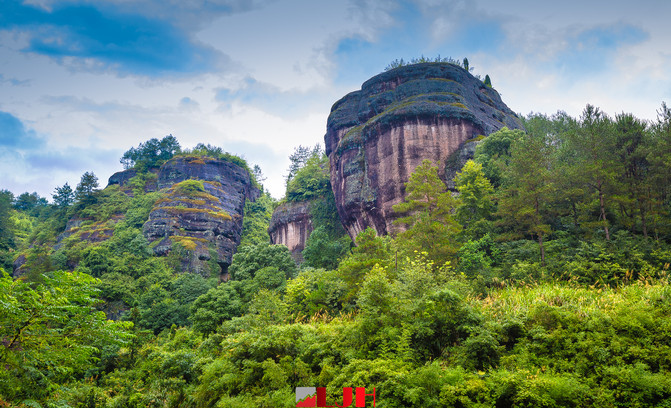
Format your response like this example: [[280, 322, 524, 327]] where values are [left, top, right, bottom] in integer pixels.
[[142, 155, 260, 277], [324, 62, 523, 238], [268, 201, 313, 262]]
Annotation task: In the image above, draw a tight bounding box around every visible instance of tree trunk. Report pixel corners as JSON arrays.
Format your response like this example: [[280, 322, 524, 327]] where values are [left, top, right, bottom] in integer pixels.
[[538, 232, 546, 267], [598, 181, 610, 240]]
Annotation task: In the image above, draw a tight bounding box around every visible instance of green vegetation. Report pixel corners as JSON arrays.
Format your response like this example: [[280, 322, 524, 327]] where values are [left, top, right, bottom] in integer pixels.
[[3, 104, 671, 406], [385, 55, 471, 71]]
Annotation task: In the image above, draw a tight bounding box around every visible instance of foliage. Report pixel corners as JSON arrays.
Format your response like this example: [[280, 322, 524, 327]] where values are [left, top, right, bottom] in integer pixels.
[[454, 160, 495, 238], [229, 242, 297, 282], [384, 55, 470, 71], [285, 149, 329, 202], [74, 171, 100, 206], [52, 182, 74, 208], [0, 269, 132, 403], [393, 160, 461, 266], [302, 226, 351, 270], [120, 134, 181, 170], [474, 126, 525, 187], [239, 192, 275, 248]]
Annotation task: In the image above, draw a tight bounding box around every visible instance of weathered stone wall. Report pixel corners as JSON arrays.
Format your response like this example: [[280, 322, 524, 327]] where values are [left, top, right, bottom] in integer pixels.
[[325, 62, 523, 239], [142, 156, 260, 277], [268, 200, 313, 262]]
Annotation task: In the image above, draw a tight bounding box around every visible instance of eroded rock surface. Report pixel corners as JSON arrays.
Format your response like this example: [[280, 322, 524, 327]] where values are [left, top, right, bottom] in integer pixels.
[[268, 201, 313, 262], [325, 63, 523, 238], [143, 156, 260, 277]]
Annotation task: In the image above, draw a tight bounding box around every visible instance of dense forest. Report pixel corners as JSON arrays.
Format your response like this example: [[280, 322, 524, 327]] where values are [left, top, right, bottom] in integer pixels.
[[2, 101, 671, 407]]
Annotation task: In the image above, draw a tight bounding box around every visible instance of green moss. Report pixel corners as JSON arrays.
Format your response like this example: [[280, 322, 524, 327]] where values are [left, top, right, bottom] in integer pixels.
[[174, 179, 205, 196], [159, 206, 232, 221]]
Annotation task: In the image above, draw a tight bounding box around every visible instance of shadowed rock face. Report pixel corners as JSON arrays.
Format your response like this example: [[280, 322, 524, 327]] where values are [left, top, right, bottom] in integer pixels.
[[268, 201, 313, 262], [142, 156, 260, 277], [325, 63, 523, 239]]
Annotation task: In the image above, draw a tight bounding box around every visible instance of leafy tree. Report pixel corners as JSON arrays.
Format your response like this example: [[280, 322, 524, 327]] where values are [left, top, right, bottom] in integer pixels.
[[496, 131, 557, 265], [454, 160, 495, 238], [565, 105, 619, 240], [338, 227, 394, 302], [285, 144, 322, 185], [190, 281, 243, 335], [285, 150, 329, 202], [612, 112, 650, 236], [239, 192, 274, 247], [74, 171, 100, 205], [484, 74, 492, 87], [0, 269, 132, 402], [120, 134, 181, 169], [52, 182, 75, 208], [393, 160, 461, 266], [0, 190, 14, 251], [302, 226, 350, 270], [463, 57, 470, 71], [13, 192, 47, 214], [646, 102, 671, 239], [0, 191, 15, 271], [229, 242, 297, 281], [474, 127, 525, 187]]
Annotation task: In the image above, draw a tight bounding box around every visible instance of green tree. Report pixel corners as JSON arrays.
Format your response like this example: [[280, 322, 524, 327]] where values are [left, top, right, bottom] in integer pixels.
[[286, 144, 322, 185], [613, 112, 650, 236], [239, 192, 274, 248], [120, 135, 181, 169], [338, 227, 393, 302], [52, 182, 74, 208], [0, 269, 132, 403], [13, 192, 47, 214], [484, 74, 492, 87], [496, 131, 556, 265], [229, 242, 297, 281], [285, 150, 329, 202], [74, 171, 100, 205], [454, 160, 495, 238], [393, 160, 461, 266], [463, 57, 470, 71], [0, 191, 15, 271], [565, 105, 619, 240], [474, 127, 525, 187], [302, 226, 350, 270], [646, 102, 671, 239], [190, 281, 243, 335]]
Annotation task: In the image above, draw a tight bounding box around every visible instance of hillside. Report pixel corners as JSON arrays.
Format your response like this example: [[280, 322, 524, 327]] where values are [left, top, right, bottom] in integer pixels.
[[1, 63, 671, 407]]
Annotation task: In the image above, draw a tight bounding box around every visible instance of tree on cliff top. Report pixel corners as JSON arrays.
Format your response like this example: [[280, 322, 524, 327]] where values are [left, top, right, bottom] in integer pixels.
[[120, 135, 181, 170]]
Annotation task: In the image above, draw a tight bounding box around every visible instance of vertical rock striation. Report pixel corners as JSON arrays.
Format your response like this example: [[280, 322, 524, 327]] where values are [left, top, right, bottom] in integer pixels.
[[324, 62, 524, 239], [268, 200, 314, 262], [142, 156, 260, 277]]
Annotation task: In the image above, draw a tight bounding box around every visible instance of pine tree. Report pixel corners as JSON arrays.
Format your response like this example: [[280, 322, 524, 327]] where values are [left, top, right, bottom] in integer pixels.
[[74, 172, 99, 205], [484, 74, 492, 87], [52, 183, 74, 208], [393, 160, 461, 266], [496, 132, 556, 265]]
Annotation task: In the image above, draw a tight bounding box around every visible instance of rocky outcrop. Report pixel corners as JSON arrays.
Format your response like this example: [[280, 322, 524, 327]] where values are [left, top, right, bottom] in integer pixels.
[[268, 201, 313, 262], [325, 63, 523, 238], [107, 168, 159, 193], [142, 156, 260, 277]]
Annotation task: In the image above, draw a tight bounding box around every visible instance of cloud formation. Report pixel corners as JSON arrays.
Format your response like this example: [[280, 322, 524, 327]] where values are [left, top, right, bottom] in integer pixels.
[[0, 0, 222, 76]]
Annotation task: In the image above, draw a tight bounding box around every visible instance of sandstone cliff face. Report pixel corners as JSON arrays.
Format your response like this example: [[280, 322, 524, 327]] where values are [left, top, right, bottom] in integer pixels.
[[325, 63, 523, 238], [268, 201, 313, 262], [142, 156, 260, 277]]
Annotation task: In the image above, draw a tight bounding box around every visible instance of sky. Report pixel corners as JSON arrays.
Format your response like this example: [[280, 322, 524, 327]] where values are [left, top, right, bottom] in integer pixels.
[[1, 0, 670, 200]]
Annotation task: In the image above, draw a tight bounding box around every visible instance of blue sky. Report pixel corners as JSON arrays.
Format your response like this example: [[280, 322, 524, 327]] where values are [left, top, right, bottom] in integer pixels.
[[0, 0, 669, 199]]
